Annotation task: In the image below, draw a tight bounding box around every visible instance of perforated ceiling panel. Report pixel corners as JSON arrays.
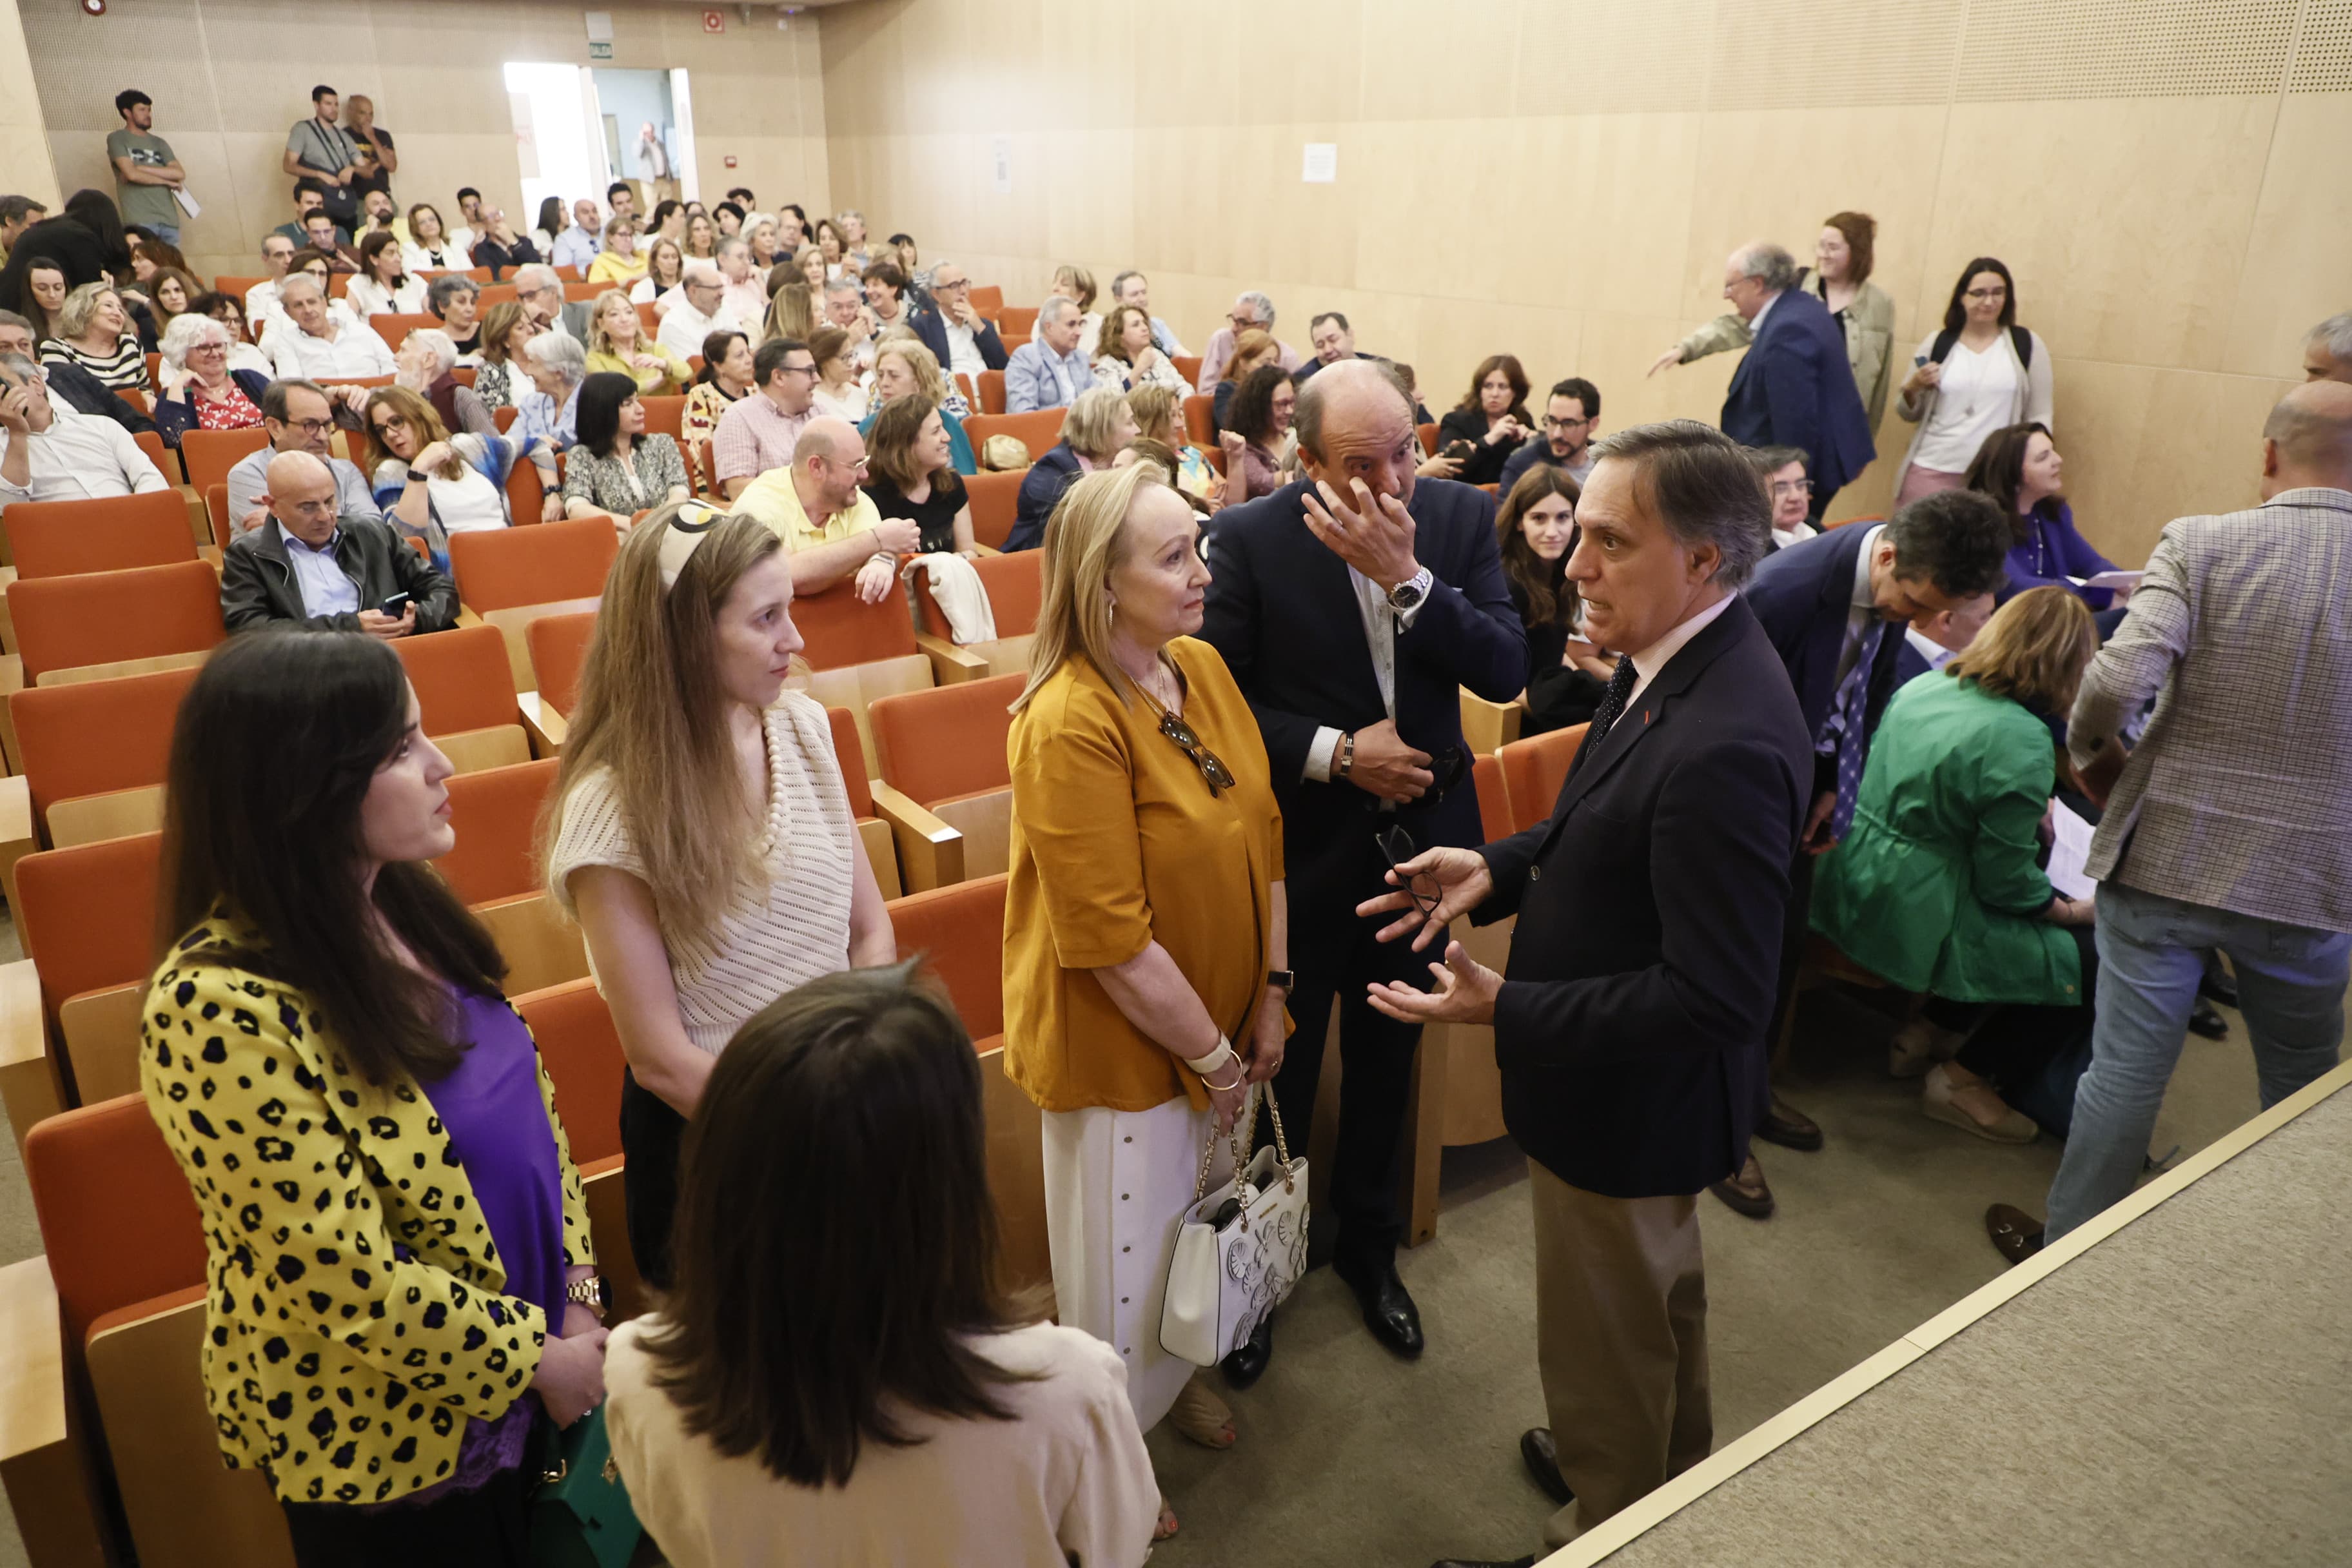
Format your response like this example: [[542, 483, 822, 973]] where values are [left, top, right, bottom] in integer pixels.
[[2288, 0, 2352, 89], [1709, 0, 1966, 110], [1954, 0, 2301, 100]]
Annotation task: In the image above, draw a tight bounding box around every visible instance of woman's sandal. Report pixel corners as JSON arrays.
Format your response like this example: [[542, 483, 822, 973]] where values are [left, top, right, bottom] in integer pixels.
[[1168, 1373, 1237, 1450], [1154, 1494, 1179, 1541]]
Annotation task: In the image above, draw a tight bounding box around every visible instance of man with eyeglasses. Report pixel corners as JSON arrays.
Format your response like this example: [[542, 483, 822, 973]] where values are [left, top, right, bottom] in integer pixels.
[[1195, 291, 1305, 395], [908, 260, 1008, 384], [224, 378, 379, 535], [1717, 241, 1874, 524], [712, 338, 822, 500], [1749, 444, 1817, 552], [730, 418, 919, 604], [1500, 377, 1604, 496], [511, 264, 594, 341]]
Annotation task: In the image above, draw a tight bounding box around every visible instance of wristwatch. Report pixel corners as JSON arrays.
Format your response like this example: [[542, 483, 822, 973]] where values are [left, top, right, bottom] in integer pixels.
[[1266, 968, 1295, 994], [565, 1275, 609, 1319], [1386, 567, 1433, 613]]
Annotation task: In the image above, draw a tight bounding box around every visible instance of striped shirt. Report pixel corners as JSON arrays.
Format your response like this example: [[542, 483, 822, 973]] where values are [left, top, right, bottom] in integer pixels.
[[40, 333, 149, 393]]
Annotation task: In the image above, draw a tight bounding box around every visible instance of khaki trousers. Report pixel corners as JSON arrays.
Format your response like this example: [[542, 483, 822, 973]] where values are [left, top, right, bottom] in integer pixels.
[[1529, 1159, 1713, 1548]]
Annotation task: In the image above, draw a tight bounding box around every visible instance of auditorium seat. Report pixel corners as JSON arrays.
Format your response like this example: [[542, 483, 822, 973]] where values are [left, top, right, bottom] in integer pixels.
[[204, 483, 230, 544], [886, 873, 1048, 1292], [447, 519, 618, 689], [827, 704, 899, 899], [179, 427, 268, 505], [1417, 422, 1439, 456], [0, 562, 224, 770], [511, 979, 644, 1324], [131, 429, 181, 486], [1471, 752, 1513, 846], [1182, 392, 1215, 444], [3, 831, 163, 1137], [439, 758, 584, 995], [995, 305, 1039, 337], [868, 672, 1022, 892], [367, 311, 439, 351], [966, 284, 1003, 316], [977, 369, 1006, 415], [965, 409, 1066, 464], [912, 547, 1040, 681], [963, 469, 1025, 549], [519, 607, 596, 754], [3, 491, 201, 583], [640, 395, 685, 442], [1173, 356, 1203, 390], [0, 665, 200, 877], [1496, 722, 1589, 835], [391, 622, 536, 772], [786, 583, 934, 778]]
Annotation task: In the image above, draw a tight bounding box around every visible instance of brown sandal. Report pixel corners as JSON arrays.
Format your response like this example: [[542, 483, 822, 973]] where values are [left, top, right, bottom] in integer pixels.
[[1167, 1372, 1237, 1449]]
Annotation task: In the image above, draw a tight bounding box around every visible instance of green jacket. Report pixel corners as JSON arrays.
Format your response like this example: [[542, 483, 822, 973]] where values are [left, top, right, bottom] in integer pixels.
[[1809, 672, 2082, 1006]]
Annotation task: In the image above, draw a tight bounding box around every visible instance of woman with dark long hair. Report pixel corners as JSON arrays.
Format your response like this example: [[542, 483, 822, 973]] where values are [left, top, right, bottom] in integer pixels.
[[1893, 256, 2055, 505], [1434, 353, 1532, 486], [0, 188, 131, 320], [1217, 362, 1295, 504], [140, 631, 608, 1566], [1494, 464, 1613, 733], [1964, 420, 2127, 614]]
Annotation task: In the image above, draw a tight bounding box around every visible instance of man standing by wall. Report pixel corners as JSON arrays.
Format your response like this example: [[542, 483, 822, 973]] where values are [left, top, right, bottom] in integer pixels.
[[1718, 241, 1874, 522], [107, 91, 184, 247]]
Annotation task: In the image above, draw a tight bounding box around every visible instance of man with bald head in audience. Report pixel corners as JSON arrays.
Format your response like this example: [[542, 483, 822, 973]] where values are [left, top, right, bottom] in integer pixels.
[[1202, 358, 1526, 1378], [730, 416, 920, 603], [220, 449, 454, 636], [1990, 378, 2352, 1261]]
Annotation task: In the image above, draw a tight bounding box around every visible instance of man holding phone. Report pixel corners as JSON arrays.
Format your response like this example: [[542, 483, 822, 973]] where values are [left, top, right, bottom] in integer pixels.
[[220, 451, 455, 638]]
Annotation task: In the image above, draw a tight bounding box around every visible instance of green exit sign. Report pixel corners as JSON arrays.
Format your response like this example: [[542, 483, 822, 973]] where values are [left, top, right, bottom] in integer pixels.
[[589, 40, 612, 59]]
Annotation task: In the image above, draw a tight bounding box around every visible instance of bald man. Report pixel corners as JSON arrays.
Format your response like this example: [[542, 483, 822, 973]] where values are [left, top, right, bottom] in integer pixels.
[[220, 449, 455, 636], [1990, 379, 2352, 1259], [1200, 358, 1526, 1375], [729, 417, 920, 603]]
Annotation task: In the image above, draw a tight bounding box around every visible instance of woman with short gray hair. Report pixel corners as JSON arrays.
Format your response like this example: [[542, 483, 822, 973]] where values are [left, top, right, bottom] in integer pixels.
[[153, 311, 270, 445], [426, 272, 484, 361]]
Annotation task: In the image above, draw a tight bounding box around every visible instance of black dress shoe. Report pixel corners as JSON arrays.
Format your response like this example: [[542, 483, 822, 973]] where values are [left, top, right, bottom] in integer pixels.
[[1335, 1260, 1425, 1357], [2188, 997, 2228, 1040], [1709, 1153, 1775, 1219], [1519, 1427, 1574, 1507], [2199, 966, 2239, 1008], [1755, 1093, 1824, 1152], [1428, 1557, 1536, 1567], [1984, 1202, 2045, 1266], [1220, 1317, 1273, 1390]]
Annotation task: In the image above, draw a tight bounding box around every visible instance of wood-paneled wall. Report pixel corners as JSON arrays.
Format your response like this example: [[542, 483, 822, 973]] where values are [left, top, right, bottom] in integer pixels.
[[818, 0, 2352, 565]]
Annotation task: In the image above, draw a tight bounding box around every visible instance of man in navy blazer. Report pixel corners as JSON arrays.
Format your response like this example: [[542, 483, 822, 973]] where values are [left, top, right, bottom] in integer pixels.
[[1718, 242, 1874, 520], [1726, 494, 2014, 1219], [905, 259, 1008, 378], [1363, 422, 1809, 1561], [1201, 359, 1525, 1376]]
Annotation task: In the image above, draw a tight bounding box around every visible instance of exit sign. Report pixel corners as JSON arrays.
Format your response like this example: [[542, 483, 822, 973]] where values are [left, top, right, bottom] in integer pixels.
[[589, 39, 611, 58]]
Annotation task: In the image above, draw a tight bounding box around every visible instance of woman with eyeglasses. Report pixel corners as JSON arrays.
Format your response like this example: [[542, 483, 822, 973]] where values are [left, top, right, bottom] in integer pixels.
[[1892, 257, 2054, 507], [361, 384, 529, 569], [1003, 462, 1288, 1544]]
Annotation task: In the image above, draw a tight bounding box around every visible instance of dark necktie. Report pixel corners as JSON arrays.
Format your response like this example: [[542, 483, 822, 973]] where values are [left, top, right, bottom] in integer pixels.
[[1587, 654, 1640, 741]]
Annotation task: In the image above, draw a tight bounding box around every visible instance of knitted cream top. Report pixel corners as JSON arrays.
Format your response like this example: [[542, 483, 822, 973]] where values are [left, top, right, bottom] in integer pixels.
[[547, 691, 857, 1055]]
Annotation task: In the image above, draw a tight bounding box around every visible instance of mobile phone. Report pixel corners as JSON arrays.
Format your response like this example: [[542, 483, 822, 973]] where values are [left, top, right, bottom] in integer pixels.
[[378, 591, 411, 617], [1912, 354, 1929, 367]]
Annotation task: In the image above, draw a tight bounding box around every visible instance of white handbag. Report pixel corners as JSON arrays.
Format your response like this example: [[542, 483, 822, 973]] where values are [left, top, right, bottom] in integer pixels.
[[1159, 1088, 1309, 1367]]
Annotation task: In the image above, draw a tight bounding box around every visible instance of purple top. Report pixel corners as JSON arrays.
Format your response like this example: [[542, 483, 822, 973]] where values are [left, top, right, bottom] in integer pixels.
[[2002, 500, 2118, 609], [374, 991, 567, 1507]]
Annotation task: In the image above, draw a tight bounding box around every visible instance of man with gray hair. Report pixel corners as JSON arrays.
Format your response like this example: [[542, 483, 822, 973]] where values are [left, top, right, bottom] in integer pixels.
[[1362, 421, 1811, 1559], [1718, 240, 1874, 521], [1195, 289, 1304, 394], [1109, 269, 1187, 358], [0, 351, 169, 511], [2303, 311, 2352, 383], [1004, 296, 1093, 413], [821, 275, 877, 371], [660, 260, 742, 361], [0, 310, 153, 433], [513, 262, 593, 340]]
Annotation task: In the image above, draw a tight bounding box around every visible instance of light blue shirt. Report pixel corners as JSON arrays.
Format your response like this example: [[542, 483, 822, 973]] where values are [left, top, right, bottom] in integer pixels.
[[518, 382, 582, 452], [549, 226, 601, 271], [1150, 316, 1186, 357], [280, 525, 360, 618], [224, 448, 377, 531], [1004, 340, 1092, 413]]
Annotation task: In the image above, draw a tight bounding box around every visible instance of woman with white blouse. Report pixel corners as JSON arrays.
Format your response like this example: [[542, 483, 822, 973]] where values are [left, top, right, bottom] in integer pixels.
[[806, 326, 868, 422], [347, 232, 428, 318], [1892, 257, 2055, 507], [401, 204, 466, 273], [362, 385, 527, 571]]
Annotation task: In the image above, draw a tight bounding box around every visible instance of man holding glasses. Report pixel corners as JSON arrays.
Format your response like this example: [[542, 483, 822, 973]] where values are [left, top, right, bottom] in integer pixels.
[[1500, 377, 1603, 495], [908, 260, 1009, 384]]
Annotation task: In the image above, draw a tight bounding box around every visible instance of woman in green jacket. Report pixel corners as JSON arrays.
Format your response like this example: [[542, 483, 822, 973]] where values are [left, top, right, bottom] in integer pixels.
[[1810, 587, 2100, 1142]]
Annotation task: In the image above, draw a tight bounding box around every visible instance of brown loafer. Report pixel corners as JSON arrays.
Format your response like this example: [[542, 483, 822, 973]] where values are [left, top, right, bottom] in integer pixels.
[[1756, 1093, 1824, 1152], [1984, 1203, 2044, 1266], [1709, 1153, 1774, 1219]]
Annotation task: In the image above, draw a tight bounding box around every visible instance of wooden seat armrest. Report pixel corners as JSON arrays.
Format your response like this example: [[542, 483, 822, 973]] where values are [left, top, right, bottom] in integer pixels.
[[453, 607, 485, 630], [916, 632, 991, 686], [0, 566, 15, 657], [0, 773, 32, 910], [870, 781, 965, 892], [0, 1255, 64, 1466], [1459, 687, 1525, 756], [0, 653, 22, 775], [0, 960, 62, 1162], [517, 691, 569, 757]]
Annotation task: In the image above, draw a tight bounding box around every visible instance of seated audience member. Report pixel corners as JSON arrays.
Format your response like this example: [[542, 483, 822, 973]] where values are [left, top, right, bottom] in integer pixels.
[[711, 201, 745, 239], [1193, 291, 1304, 393], [353, 189, 400, 246], [683, 211, 718, 263], [425, 272, 484, 360], [792, 244, 829, 295], [0, 189, 130, 317], [1092, 303, 1187, 395], [585, 288, 689, 395], [244, 233, 300, 324], [1498, 377, 1602, 494], [605, 966, 1157, 1568], [530, 195, 565, 258], [551, 197, 603, 272], [1291, 311, 1413, 393], [346, 231, 426, 318], [153, 313, 269, 445], [1752, 444, 1818, 551], [138, 266, 201, 348], [0, 195, 47, 268], [0, 308, 153, 433], [467, 208, 540, 280], [394, 326, 495, 438], [514, 262, 591, 340], [17, 259, 68, 344], [632, 238, 687, 308], [1435, 353, 1533, 487], [1218, 364, 1297, 505], [1210, 328, 1282, 435], [837, 209, 873, 268], [1496, 464, 1612, 734], [190, 289, 273, 373], [684, 328, 754, 484], [221, 449, 456, 636], [821, 277, 876, 373], [746, 215, 784, 271], [714, 337, 819, 499], [2304, 311, 2352, 382], [1007, 386, 1139, 552], [774, 204, 808, 255], [862, 395, 974, 555], [363, 384, 528, 565], [866, 337, 974, 469], [807, 326, 868, 422], [714, 238, 767, 328], [1894, 590, 1995, 686], [401, 202, 464, 272], [1108, 269, 1186, 357], [266, 273, 397, 380], [299, 209, 364, 273], [589, 217, 648, 286], [562, 370, 691, 524], [813, 220, 848, 278], [647, 199, 685, 250], [657, 260, 738, 360], [450, 188, 486, 255], [732, 417, 918, 602], [1964, 421, 2124, 610], [471, 300, 536, 411], [861, 259, 914, 338], [257, 248, 351, 345], [0, 351, 168, 509], [765, 278, 818, 346], [1894, 257, 2053, 506], [41, 281, 149, 392], [270, 178, 344, 247], [1050, 264, 1102, 357], [1812, 587, 2101, 1139], [517, 330, 589, 460], [1006, 297, 1095, 414], [1126, 382, 1217, 505], [224, 377, 378, 529], [912, 261, 1009, 382]]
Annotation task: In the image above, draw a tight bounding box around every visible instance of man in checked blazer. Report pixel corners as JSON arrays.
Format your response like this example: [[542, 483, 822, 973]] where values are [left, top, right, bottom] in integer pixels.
[[2032, 380, 2352, 1244]]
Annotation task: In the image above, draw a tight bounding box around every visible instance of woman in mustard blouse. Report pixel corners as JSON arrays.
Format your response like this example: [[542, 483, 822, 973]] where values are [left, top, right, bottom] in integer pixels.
[[1004, 463, 1288, 1544]]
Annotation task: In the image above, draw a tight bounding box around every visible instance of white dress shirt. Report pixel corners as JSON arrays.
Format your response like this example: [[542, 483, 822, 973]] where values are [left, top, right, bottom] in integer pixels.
[[657, 297, 739, 362], [1625, 591, 1738, 707], [1302, 567, 1435, 783], [268, 320, 399, 381], [942, 318, 985, 381], [0, 398, 171, 507], [1836, 524, 1887, 688], [1903, 625, 1958, 672]]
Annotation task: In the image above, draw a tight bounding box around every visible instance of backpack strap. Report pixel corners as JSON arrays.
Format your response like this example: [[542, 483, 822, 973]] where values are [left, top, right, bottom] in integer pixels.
[[2010, 324, 2033, 371], [1930, 328, 1959, 364]]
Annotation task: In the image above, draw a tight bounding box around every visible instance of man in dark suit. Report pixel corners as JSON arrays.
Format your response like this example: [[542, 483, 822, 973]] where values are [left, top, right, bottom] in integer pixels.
[[906, 260, 1008, 380], [1725, 493, 2014, 1217], [1201, 358, 1525, 1377], [1364, 422, 1810, 1565], [1718, 242, 1874, 521]]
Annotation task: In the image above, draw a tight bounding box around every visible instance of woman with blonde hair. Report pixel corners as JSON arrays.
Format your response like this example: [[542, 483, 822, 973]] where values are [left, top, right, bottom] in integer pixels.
[[588, 216, 649, 286], [1124, 381, 1217, 505], [1811, 585, 2101, 1141], [631, 237, 687, 308], [682, 211, 718, 263], [471, 300, 536, 411], [793, 243, 828, 293], [1008, 384, 1140, 552], [765, 277, 817, 344], [40, 280, 148, 391], [360, 384, 527, 567], [1004, 462, 1288, 1541], [586, 288, 691, 395], [867, 335, 975, 473], [1052, 262, 1102, 357], [544, 502, 896, 1288], [402, 202, 464, 273]]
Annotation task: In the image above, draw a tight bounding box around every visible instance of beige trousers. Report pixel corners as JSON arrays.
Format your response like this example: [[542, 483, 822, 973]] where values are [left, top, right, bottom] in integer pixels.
[[1528, 1159, 1713, 1548]]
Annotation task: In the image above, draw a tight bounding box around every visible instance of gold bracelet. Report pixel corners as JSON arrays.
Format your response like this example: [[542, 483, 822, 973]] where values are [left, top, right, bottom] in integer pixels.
[[1202, 1070, 1246, 1093]]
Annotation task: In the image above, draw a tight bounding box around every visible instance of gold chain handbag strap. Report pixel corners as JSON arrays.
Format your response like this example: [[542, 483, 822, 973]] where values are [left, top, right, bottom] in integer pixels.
[[1186, 1085, 1302, 1233]]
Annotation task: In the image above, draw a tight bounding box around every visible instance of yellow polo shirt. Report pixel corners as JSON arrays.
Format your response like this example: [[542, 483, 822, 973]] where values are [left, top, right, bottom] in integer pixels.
[[731, 471, 881, 551]]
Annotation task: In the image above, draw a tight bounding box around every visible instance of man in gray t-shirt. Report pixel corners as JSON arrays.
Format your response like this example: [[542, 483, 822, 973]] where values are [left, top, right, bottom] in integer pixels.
[[106, 90, 185, 243]]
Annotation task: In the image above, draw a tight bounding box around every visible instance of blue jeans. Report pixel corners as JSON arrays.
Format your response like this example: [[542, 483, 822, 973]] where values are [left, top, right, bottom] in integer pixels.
[[2045, 881, 2347, 1239], [144, 222, 179, 246]]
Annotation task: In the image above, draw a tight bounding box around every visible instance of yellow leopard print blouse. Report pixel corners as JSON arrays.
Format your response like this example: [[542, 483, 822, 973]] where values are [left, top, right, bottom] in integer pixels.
[[139, 918, 596, 1504]]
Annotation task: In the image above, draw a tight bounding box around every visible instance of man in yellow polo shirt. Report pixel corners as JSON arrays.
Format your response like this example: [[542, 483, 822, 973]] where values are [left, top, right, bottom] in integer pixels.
[[731, 416, 921, 603]]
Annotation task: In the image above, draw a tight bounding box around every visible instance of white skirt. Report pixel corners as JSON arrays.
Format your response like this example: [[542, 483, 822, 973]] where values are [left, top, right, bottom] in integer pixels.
[[1042, 1095, 1233, 1435]]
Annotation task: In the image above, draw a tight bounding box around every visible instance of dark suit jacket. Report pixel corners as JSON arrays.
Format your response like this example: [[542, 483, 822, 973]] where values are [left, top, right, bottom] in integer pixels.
[[1200, 478, 1526, 957], [1475, 596, 1810, 1197], [1004, 444, 1084, 553], [908, 301, 1008, 376], [220, 515, 458, 634], [1743, 522, 1905, 792], [1721, 289, 1874, 498], [43, 358, 157, 435]]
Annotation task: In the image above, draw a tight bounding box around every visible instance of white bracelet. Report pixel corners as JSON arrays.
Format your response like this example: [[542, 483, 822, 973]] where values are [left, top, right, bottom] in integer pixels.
[[1183, 1035, 1237, 1076]]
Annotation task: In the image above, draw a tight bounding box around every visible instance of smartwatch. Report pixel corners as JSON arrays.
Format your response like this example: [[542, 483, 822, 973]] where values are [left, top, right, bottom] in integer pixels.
[[1266, 968, 1295, 993]]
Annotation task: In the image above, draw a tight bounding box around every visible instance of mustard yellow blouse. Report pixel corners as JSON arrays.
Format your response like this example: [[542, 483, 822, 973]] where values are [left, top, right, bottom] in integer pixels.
[[1003, 636, 1283, 1115]]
